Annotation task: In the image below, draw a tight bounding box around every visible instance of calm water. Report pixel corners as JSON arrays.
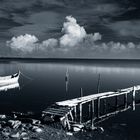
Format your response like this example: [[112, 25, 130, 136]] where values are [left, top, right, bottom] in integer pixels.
[[1, 59, 140, 139]]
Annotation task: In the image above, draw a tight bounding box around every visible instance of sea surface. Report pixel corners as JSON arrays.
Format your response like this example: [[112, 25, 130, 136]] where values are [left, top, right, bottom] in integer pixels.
[[0, 59, 140, 139]]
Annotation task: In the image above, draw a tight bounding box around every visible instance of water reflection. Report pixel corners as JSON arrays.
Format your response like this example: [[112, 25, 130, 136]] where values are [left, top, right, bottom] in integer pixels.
[[0, 83, 20, 92], [0, 60, 140, 113]]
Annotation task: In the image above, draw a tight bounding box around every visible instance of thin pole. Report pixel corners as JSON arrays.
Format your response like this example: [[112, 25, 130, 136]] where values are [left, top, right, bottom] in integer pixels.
[[97, 74, 101, 93], [65, 68, 69, 93], [80, 88, 83, 97]]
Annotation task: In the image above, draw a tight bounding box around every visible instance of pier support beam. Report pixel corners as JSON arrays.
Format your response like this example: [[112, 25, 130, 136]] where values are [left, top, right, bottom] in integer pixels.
[[91, 100, 95, 129], [74, 106, 77, 122], [103, 99, 107, 114], [97, 98, 100, 118], [132, 87, 136, 111], [124, 93, 128, 108], [89, 103, 91, 118], [79, 103, 82, 123]]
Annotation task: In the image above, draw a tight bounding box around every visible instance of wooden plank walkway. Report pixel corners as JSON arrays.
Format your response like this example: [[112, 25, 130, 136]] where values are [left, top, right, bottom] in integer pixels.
[[42, 85, 140, 131], [56, 85, 140, 107]]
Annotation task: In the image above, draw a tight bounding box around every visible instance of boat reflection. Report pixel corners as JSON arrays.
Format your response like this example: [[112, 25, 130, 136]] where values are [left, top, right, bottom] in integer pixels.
[[0, 83, 20, 92]]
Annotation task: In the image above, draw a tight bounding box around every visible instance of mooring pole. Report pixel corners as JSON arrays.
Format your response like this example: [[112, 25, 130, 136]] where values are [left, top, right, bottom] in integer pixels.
[[80, 88, 83, 97], [91, 100, 95, 129], [132, 86, 136, 111], [79, 103, 82, 123], [97, 74, 101, 93], [65, 68, 69, 93]]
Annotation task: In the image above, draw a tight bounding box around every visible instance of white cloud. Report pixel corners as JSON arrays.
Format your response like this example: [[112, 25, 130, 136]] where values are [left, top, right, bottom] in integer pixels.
[[7, 16, 102, 53], [6, 16, 140, 57], [60, 16, 87, 47], [41, 38, 58, 50], [6, 34, 38, 52]]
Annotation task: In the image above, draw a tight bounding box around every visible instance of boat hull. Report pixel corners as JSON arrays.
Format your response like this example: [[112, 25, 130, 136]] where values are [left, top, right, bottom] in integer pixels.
[[0, 72, 20, 86]]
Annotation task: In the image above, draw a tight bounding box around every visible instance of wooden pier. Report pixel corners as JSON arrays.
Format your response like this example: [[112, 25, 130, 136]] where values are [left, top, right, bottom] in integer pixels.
[[42, 85, 140, 131]]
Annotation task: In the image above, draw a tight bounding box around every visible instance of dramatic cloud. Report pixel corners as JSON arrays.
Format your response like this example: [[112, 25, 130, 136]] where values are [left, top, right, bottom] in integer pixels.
[[6, 16, 140, 58], [60, 16, 87, 47], [7, 16, 101, 52]]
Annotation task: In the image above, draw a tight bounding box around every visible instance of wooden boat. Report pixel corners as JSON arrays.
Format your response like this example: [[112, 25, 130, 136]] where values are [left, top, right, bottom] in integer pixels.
[[0, 71, 20, 86], [0, 83, 19, 92]]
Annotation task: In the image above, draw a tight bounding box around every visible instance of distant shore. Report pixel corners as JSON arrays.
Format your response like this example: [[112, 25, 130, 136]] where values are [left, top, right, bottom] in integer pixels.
[[0, 57, 140, 62]]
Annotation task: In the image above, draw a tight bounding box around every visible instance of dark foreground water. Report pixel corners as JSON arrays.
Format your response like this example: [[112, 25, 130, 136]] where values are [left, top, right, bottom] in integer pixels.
[[1, 59, 140, 139]]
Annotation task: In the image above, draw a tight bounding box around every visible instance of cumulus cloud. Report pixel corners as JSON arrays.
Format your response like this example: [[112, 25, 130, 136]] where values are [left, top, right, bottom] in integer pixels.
[[6, 34, 38, 52], [41, 38, 58, 50], [6, 15, 140, 58], [7, 16, 101, 53], [60, 16, 87, 47]]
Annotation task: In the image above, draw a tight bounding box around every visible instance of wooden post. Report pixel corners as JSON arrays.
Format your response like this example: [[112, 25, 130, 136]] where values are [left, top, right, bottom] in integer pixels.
[[97, 98, 100, 118], [66, 115, 71, 130], [65, 69, 69, 93], [124, 93, 128, 108], [89, 103, 91, 118], [74, 106, 77, 122], [69, 110, 74, 121], [97, 74, 101, 93], [80, 88, 83, 97], [79, 103, 82, 123], [91, 100, 95, 129], [132, 86, 136, 111], [103, 98, 107, 114]]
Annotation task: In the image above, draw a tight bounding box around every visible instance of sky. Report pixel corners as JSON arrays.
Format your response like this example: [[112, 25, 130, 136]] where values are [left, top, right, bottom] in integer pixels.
[[0, 0, 140, 59]]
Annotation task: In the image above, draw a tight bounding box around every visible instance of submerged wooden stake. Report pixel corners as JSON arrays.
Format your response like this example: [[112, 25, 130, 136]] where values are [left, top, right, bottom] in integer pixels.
[[65, 68, 69, 93], [97, 74, 101, 93], [80, 88, 83, 97]]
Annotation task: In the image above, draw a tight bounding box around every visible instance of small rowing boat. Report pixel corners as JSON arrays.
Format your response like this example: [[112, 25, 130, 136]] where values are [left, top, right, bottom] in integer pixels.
[[0, 71, 20, 86]]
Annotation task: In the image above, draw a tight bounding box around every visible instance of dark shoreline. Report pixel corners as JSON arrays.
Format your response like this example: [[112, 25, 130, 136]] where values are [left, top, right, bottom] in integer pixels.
[[0, 57, 140, 63]]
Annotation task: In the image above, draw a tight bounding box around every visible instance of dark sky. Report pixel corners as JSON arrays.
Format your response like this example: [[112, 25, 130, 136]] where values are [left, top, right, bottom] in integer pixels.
[[0, 0, 140, 58]]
